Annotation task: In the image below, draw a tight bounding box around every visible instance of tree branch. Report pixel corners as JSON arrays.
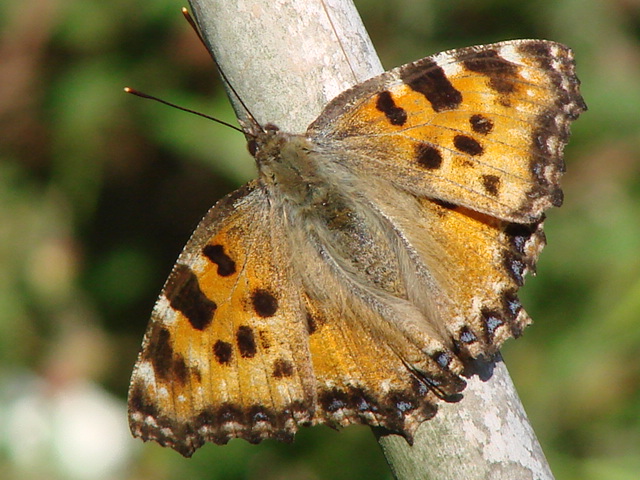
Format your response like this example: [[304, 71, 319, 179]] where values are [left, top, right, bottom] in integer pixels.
[[186, 0, 554, 478]]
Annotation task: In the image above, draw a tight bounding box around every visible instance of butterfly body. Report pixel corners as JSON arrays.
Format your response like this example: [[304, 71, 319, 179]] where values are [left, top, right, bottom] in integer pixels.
[[253, 122, 464, 366], [254, 126, 403, 290], [129, 39, 585, 456]]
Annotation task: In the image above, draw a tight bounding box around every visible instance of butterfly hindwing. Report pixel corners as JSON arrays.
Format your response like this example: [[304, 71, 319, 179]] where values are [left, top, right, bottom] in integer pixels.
[[303, 288, 467, 439], [332, 175, 532, 362]]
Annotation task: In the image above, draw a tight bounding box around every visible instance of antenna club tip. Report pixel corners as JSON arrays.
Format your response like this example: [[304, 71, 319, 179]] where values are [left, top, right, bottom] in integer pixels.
[[181, 7, 188, 13], [124, 87, 132, 93]]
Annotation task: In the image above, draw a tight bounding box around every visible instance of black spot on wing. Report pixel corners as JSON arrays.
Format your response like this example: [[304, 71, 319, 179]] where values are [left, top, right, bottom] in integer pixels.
[[400, 59, 463, 112], [202, 244, 236, 277], [213, 340, 233, 365], [414, 143, 443, 169], [172, 354, 189, 384], [251, 289, 278, 318], [272, 358, 294, 378], [236, 326, 257, 358], [144, 326, 189, 384], [454, 134, 484, 156], [147, 327, 174, 382], [375, 91, 407, 126], [129, 382, 159, 419], [460, 49, 519, 94], [470, 114, 493, 135], [517, 41, 552, 69], [482, 174, 501, 196], [165, 264, 216, 331]]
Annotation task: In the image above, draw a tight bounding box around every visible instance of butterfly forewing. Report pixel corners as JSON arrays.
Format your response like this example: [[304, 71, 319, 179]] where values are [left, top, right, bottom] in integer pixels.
[[309, 40, 586, 223], [129, 183, 316, 455]]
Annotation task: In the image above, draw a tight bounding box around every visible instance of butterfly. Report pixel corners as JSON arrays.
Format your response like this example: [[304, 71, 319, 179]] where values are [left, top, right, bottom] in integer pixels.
[[128, 39, 585, 456]]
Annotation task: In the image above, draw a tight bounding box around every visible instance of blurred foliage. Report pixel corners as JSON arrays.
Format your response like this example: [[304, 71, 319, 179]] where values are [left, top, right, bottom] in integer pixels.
[[0, 0, 638, 479]]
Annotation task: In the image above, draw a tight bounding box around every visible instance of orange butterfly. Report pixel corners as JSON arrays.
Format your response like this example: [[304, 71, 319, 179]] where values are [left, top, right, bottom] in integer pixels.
[[128, 39, 585, 456]]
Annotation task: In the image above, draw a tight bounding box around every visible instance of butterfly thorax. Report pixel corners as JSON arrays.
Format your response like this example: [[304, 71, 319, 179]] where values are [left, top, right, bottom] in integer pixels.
[[252, 124, 341, 209], [250, 124, 414, 304]]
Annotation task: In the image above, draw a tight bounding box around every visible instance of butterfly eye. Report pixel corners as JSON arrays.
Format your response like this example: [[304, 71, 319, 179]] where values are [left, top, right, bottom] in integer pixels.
[[247, 139, 258, 156]]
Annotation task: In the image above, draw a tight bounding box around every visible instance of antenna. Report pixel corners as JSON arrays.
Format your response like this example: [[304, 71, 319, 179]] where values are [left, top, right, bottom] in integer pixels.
[[124, 87, 249, 136], [181, 7, 262, 131]]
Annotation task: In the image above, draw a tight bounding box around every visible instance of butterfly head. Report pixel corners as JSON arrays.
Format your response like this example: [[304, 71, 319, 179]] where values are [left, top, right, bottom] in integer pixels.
[[246, 123, 281, 157], [246, 123, 324, 206]]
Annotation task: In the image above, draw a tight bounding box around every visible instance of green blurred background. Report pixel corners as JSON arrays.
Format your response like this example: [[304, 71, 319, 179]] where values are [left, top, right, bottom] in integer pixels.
[[1, 0, 638, 479]]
